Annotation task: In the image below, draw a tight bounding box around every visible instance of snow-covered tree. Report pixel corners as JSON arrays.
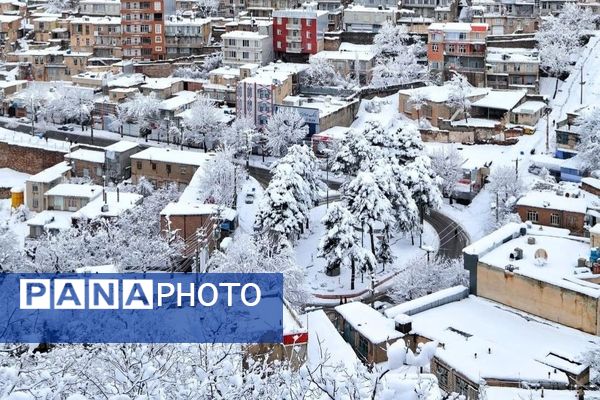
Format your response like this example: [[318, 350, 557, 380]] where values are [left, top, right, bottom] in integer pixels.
[[254, 163, 310, 246], [576, 106, 600, 171], [277, 144, 325, 206], [408, 90, 427, 124], [488, 164, 524, 224], [18, 82, 48, 134], [43, 85, 94, 126], [220, 115, 257, 159], [371, 52, 427, 88], [430, 147, 464, 200], [301, 57, 351, 88], [209, 233, 306, 304], [197, 146, 247, 207], [318, 203, 357, 277], [394, 123, 425, 165], [402, 155, 443, 230], [446, 73, 472, 123], [172, 52, 223, 80], [331, 125, 379, 176], [117, 92, 161, 133], [391, 256, 468, 301], [536, 3, 593, 98], [180, 95, 223, 150], [344, 171, 395, 255], [264, 108, 308, 157], [373, 22, 412, 58], [376, 226, 394, 271], [196, 0, 219, 16], [0, 225, 24, 272]]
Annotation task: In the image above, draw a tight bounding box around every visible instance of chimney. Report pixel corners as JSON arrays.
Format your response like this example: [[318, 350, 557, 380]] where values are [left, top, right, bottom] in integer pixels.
[[394, 314, 412, 334]]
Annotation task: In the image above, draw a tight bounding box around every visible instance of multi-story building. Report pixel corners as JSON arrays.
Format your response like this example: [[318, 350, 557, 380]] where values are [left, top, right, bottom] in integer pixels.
[[121, 0, 175, 61], [33, 15, 61, 43], [427, 22, 489, 87], [64, 148, 106, 184], [316, 0, 343, 31], [309, 46, 376, 84], [485, 47, 539, 93], [79, 0, 121, 16], [272, 9, 329, 62], [236, 63, 308, 128], [539, 0, 576, 15], [400, 0, 456, 19], [246, 0, 301, 17], [555, 105, 588, 160], [218, 0, 246, 17], [69, 16, 122, 59], [26, 162, 72, 212], [7, 48, 92, 81], [164, 16, 211, 59], [0, 15, 22, 46], [342, 5, 396, 33], [471, 0, 538, 35], [222, 30, 274, 66]]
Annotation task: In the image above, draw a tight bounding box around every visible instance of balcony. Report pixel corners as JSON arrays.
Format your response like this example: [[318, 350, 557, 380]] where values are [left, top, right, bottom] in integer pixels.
[[286, 35, 301, 42]]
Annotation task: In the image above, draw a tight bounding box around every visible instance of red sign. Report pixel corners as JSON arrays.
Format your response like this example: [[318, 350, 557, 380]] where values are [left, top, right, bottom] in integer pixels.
[[283, 332, 308, 345]]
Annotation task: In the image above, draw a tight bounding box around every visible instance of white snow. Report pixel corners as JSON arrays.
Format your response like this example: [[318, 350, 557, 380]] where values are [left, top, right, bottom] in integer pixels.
[[0, 128, 70, 152], [304, 309, 359, 369], [27, 161, 71, 184], [72, 192, 143, 220], [104, 140, 139, 153], [0, 168, 30, 189], [44, 183, 103, 199], [512, 101, 547, 115], [335, 301, 403, 344], [485, 387, 577, 400], [398, 85, 489, 104], [385, 285, 469, 318], [582, 177, 600, 191], [64, 149, 105, 164], [130, 147, 214, 167], [471, 89, 527, 111], [410, 296, 600, 384], [516, 190, 589, 214], [26, 210, 73, 230]]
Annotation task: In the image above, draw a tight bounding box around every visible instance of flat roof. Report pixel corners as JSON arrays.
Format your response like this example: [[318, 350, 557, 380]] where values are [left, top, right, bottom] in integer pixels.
[[44, 183, 103, 198], [27, 161, 71, 183], [64, 149, 105, 164], [512, 101, 546, 114], [410, 296, 599, 384], [335, 301, 403, 344], [130, 147, 213, 167], [516, 190, 588, 214], [471, 89, 527, 111], [104, 140, 139, 153], [26, 210, 73, 229], [72, 191, 142, 219], [399, 84, 489, 103]]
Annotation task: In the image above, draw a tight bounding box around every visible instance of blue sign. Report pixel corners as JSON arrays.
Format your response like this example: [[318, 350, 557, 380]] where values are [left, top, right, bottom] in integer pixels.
[[0, 273, 283, 344]]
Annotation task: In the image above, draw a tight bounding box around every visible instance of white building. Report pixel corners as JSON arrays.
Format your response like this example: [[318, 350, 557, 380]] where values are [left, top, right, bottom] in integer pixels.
[[78, 0, 120, 16], [342, 4, 396, 33], [222, 30, 274, 66]]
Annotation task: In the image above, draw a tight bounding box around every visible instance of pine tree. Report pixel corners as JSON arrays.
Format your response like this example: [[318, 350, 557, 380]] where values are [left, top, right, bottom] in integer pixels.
[[264, 108, 308, 156], [278, 144, 325, 207], [318, 203, 356, 277]]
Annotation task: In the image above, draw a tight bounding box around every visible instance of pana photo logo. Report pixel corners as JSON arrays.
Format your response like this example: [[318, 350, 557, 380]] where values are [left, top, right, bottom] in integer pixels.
[[0, 273, 283, 344], [20, 278, 262, 310]]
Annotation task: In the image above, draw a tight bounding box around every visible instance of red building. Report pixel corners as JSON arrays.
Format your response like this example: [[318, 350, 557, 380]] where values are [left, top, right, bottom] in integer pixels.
[[121, 0, 173, 61], [272, 9, 329, 62]]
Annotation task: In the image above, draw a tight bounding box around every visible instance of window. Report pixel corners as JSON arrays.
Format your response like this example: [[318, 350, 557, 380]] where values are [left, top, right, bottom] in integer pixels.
[[154, 1, 161, 9], [33, 198, 39, 209], [96, 167, 102, 176], [436, 363, 449, 389], [432, 43, 439, 52], [455, 377, 470, 397], [242, 39, 249, 47], [277, 17, 282, 24], [567, 215, 577, 225], [307, 43, 312, 51], [242, 51, 249, 59], [276, 40, 281, 48], [166, 164, 171, 174], [151, 162, 157, 170], [526, 210, 539, 222], [180, 166, 187, 175], [276, 29, 282, 35], [551, 213, 561, 226], [32, 184, 39, 193], [137, 161, 142, 169], [67, 197, 78, 209], [358, 336, 369, 359], [306, 19, 312, 26], [447, 44, 455, 53], [459, 44, 466, 54], [155, 35, 162, 43], [155, 24, 161, 33], [83, 168, 90, 177]]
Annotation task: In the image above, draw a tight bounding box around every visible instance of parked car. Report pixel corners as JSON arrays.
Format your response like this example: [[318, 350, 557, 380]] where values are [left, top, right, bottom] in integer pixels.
[[244, 193, 255, 204], [17, 117, 30, 124], [58, 125, 74, 131], [34, 131, 45, 139], [528, 165, 542, 175]]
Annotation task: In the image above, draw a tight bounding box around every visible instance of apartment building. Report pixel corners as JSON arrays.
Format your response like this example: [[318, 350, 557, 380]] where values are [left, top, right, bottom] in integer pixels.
[[25, 162, 72, 212], [246, 0, 301, 17], [33, 15, 61, 43], [69, 16, 122, 59], [0, 15, 22, 45], [79, 0, 121, 16], [342, 5, 396, 33], [539, 0, 576, 15], [400, 0, 456, 19], [485, 47, 540, 93], [164, 16, 211, 59], [121, 0, 175, 61], [316, 0, 342, 31], [272, 9, 329, 62], [8, 48, 91, 81], [471, 0, 538, 35], [64, 148, 106, 185], [222, 30, 274, 66], [45, 184, 103, 212], [218, 0, 246, 16], [427, 22, 489, 87], [310, 45, 376, 84]]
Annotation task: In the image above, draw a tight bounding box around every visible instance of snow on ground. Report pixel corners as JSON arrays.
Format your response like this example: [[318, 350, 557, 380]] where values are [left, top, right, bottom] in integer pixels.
[[440, 191, 493, 242], [0, 199, 29, 248], [0, 168, 30, 189], [485, 387, 578, 400], [236, 177, 263, 233], [351, 92, 404, 131], [296, 203, 439, 298]]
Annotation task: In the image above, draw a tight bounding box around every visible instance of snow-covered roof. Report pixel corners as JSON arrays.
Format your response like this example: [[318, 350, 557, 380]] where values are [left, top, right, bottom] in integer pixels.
[[130, 147, 213, 167], [428, 22, 489, 31], [512, 101, 546, 114], [160, 202, 237, 220], [311, 50, 375, 61], [283, 95, 358, 118], [486, 47, 540, 64], [485, 387, 577, 400], [582, 177, 600, 191], [240, 62, 309, 85], [409, 296, 599, 384], [164, 16, 211, 26], [474, 224, 600, 298], [0, 168, 30, 189], [312, 126, 351, 140], [141, 77, 183, 91], [64, 149, 105, 164], [516, 190, 588, 214], [398, 84, 489, 103], [471, 89, 527, 111], [450, 118, 499, 128], [272, 9, 328, 18], [0, 15, 21, 22], [72, 191, 142, 220], [27, 161, 71, 184], [104, 140, 139, 153], [69, 16, 120, 24], [304, 309, 358, 369], [338, 42, 375, 53], [26, 210, 73, 230], [44, 183, 103, 198], [107, 73, 145, 88], [385, 286, 468, 318], [222, 30, 269, 40], [335, 301, 403, 344], [591, 223, 600, 235], [159, 91, 197, 111]]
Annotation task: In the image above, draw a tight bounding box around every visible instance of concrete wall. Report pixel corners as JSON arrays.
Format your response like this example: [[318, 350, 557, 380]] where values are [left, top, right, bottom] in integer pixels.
[[0, 142, 66, 175], [476, 261, 600, 335], [515, 206, 586, 236]]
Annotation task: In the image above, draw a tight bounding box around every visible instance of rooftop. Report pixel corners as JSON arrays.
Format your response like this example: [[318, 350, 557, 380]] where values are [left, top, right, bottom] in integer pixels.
[[311, 49, 375, 61], [409, 296, 599, 384], [486, 47, 540, 64], [283, 95, 358, 118], [104, 140, 139, 153], [428, 22, 489, 31], [44, 183, 103, 199], [64, 149, 105, 164], [27, 161, 71, 184], [335, 301, 403, 344], [471, 89, 527, 111], [468, 223, 600, 298], [72, 191, 143, 220], [516, 190, 588, 214], [512, 101, 547, 114], [159, 91, 198, 111], [26, 210, 73, 230], [398, 84, 489, 103], [582, 177, 600, 191], [130, 147, 213, 167], [141, 77, 183, 91], [222, 30, 269, 39]]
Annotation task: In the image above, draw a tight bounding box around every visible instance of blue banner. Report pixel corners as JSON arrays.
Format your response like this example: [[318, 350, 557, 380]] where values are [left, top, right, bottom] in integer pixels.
[[0, 273, 283, 344]]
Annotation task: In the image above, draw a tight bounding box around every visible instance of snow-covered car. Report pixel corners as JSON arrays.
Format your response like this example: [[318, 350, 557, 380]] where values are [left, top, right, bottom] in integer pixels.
[[244, 193, 255, 204], [34, 131, 45, 139], [373, 301, 393, 311], [528, 165, 542, 175], [17, 117, 31, 124], [58, 125, 74, 131]]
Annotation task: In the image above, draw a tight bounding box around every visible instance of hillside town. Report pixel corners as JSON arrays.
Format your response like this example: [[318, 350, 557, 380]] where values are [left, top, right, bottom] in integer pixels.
[[0, 0, 600, 397]]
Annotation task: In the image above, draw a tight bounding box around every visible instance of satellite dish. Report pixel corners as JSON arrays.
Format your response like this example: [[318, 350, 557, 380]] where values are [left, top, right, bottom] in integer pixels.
[[534, 248, 548, 266]]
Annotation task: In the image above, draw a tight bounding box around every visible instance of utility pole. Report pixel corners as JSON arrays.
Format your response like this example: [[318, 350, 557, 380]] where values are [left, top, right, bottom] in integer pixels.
[[496, 192, 499, 222], [90, 110, 94, 145], [580, 64, 585, 105], [545, 108, 550, 153], [512, 157, 521, 178]]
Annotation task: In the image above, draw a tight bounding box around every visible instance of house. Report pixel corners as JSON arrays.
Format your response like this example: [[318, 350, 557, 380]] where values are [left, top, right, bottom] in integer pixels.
[[7, 47, 92, 82], [278, 95, 360, 135], [309, 45, 376, 85], [159, 91, 198, 120], [400, 0, 456, 20], [64, 148, 106, 184], [582, 177, 600, 197], [130, 147, 213, 189], [471, 0, 538, 35], [0, 15, 22, 45], [140, 78, 184, 99], [25, 162, 72, 212], [316, 0, 343, 31], [164, 16, 212, 59], [427, 22, 489, 87], [334, 302, 404, 364], [69, 16, 122, 59], [555, 105, 589, 160], [72, 191, 143, 223], [44, 184, 103, 212], [510, 101, 546, 126], [485, 47, 540, 93], [26, 210, 74, 238], [386, 290, 599, 398], [104, 140, 140, 181], [222, 30, 275, 67], [204, 66, 241, 105], [470, 89, 528, 121], [398, 84, 489, 128], [463, 222, 600, 335], [272, 8, 329, 62], [515, 189, 592, 236], [121, 0, 171, 61], [540, 0, 576, 15], [342, 5, 396, 33]]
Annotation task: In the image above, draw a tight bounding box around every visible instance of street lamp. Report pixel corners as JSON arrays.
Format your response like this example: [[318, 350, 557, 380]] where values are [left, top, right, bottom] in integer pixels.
[[544, 106, 553, 154]]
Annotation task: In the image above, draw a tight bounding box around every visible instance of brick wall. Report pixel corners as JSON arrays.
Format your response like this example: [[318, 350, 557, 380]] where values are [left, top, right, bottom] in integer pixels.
[[0, 142, 66, 175]]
